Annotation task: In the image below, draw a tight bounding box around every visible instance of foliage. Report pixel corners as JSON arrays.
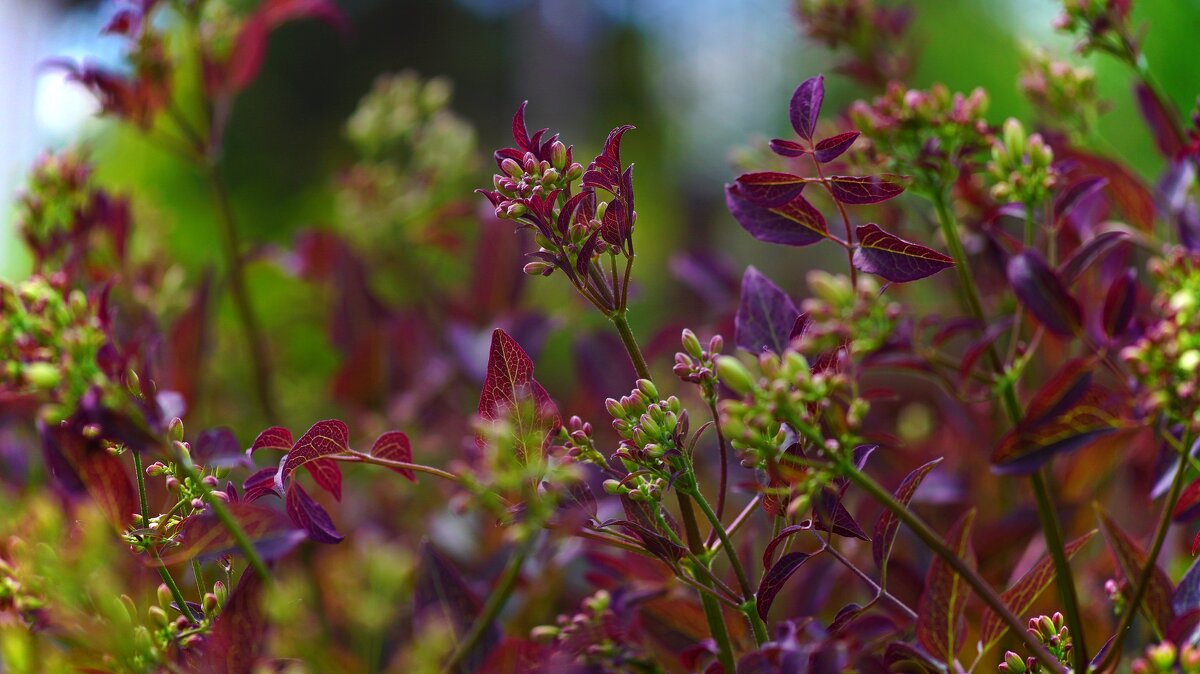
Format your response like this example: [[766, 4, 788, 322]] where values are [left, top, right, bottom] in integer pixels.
[[4, 0, 1200, 672]]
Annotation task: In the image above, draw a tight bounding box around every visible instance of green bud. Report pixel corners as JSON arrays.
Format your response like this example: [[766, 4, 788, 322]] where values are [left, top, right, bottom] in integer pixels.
[[716, 356, 755, 396], [549, 141, 567, 171], [168, 417, 185, 443], [681, 329, 704, 359], [1003, 118, 1026, 159], [636, 378, 658, 401], [148, 605, 169, 628], [605, 398, 626, 419], [23, 361, 60, 390], [157, 584, 173, 608], [501, 158, 523, 179], [530, 625, 560, 642], [602, 479, 623, 495], [1004, 651, 1027, 673]]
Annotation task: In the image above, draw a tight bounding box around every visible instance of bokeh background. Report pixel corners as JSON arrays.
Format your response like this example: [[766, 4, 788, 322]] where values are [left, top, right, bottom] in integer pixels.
[[4, 0, 1200, 281]]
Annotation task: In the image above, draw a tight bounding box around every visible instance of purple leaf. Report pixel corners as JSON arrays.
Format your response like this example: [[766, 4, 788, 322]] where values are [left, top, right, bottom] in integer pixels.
[[757, 551, 815, 620], [193, 428, 248, 469], [1174, 556, 1200, 616], [242, 467, 280, 502], [1007, 251, 1082, 336], [167, 502, 303, 564], [853, 223, 953, 283], [789, 75, 824, 141], [512, 101, 530, 149], [415, 543, 499, 670], [814, 131, 859, 163], [1053, 177, 1109, 224], [916, 510, 976, 663], [1058, 230, 1129, 284], [734, 172, 808, 207], [828, 175, 906, 204], [276, 419, 349, 490], [873, 458, 943, 570], [1135, 82, 1185, 159], [1102, 268, 1137, 338], [725, 184, 828, 247], [813, 489, 869, 541], [286, 483, 343, 544], [735, 266, 801, 354], [769, 138, 808, 157], [371, 431, 416, 482], [762, 522, 813, 569]]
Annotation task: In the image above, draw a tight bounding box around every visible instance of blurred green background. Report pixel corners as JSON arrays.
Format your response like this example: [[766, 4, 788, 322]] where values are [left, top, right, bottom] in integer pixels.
[[2, 0, 1199, 311]]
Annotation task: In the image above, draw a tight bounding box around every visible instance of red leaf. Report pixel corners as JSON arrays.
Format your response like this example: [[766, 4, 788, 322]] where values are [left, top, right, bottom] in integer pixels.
[[853, 223, 953, 283], [1135, 82, 1185, 159], [872, 458, 943, 571], [303, 458, 342, 501], [828, 175, 906, 204], [225, 0, 350, 94], [979, 531, 1096, 649], [757, 551, 815, 620], [1102, 268, 1138, 338], [477, 329, 560, 462], [276, 419, 349, 488], [1057, 148, 1156, 231], [734, 172, 808, 207], [814, 131, 859, 163], [1175, 479, 1200, 523], [371, 431, 416, 482], [916, 509, 976, 664], [1059, 230, 1129, 284], [991, 367, 1127, 475], [196, 570, 267, 674], [1098, 507, 1175, 634], [250, 426, 294, 453]]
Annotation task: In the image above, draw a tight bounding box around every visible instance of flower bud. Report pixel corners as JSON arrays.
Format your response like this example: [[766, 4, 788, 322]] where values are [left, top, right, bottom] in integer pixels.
[[23, 361, 60, 390], [716, 356, 755, 396], [605, 398, 626, 419], [636, 378, 658, 400], [681, 329, 703, 359], [523, 261, 554, 276], [549, 141, 567, 171], [501, 158, 523, 179], [1003, 651, 1027, 673], [168, 417, 185, 443]]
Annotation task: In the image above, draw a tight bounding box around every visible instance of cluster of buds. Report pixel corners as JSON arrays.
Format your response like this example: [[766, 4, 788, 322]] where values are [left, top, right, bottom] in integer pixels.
[[0, 555, 44, 621], [479, 105, 639, 312], [987, 119, 1060, 207], [531, 590, 655, 672], [15, 149, 131, 282], [849, 82, 990, 192], [338, 71, 477, 250], [794, 271, 900, 359], [554, 415, 606, 467], [1019, 49, 1102, 136], [605, 379, 688, 477], [1121, 251, 1200, 432], [716, 348, 862, 469], [1054, 0, 1136, 59], [673, 329, 724, 396], [999, 613, 1073, 673], [0, 275, 111, 422], [793, 0, 914, 86], [1132, 641, 1200, 674]]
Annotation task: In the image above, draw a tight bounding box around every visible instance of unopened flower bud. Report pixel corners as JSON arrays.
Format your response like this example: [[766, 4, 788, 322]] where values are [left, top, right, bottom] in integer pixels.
[[716, 356, 755, 395], [23, 361, 60, 390], [168, 417, 185, 443], [681, 329, 703, 359], [549, 141, 567, 171], [501, 158, 523, 179]]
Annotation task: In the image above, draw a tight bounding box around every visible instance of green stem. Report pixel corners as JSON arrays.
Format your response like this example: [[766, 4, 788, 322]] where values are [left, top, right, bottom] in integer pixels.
[[441, 534, 536, 674], [675, 491, 738, 673], [339, 451, 462, 482], [842, 461, 1066, 673], [934, 193, 1088, 671], [207, 165, 279, 423], [612, 312, 652, 381], [132, 450, 199, 624], [1096, 435, 1192, 672], [173, 449, 271, 581], [688, 485, 770, 645]]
